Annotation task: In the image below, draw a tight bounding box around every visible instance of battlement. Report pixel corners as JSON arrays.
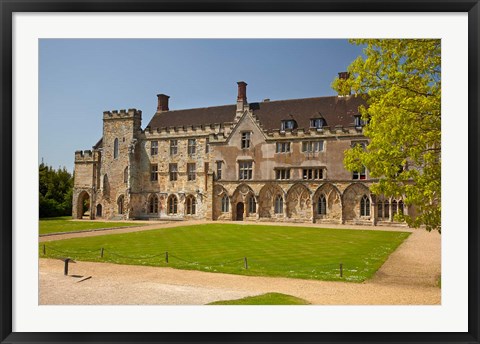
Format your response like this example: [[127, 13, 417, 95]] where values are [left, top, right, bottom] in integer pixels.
[[143, 122, 234, 139], [74, 150, 98, 163], [264, 125, 364, 139], [103, 108, 142, 120]]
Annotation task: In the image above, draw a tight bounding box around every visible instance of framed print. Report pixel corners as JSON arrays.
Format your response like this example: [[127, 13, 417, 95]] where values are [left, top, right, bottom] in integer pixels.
[[1, 1, 479, 343]]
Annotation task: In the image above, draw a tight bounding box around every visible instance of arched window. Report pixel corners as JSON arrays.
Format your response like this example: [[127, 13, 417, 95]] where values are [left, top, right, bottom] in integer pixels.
[[384, 200, 390, 218], [103, 174, 109, 196], [149, 194, 159, 214], [113, 138, 119, 159], [360, 195, 370, 217], [392, 200, 398, 216], [274, 195, 283, 214], [167, 195, 178, 215], [117, 195, 124, 215], [398, 200, 404, 215], [377, 201, 383, 218], [186, 195, 196, 215], [124, 166, 128, 184], [221, 195, 229, 213], [317, 194, 327, 215], [248, 195, 256, 214]]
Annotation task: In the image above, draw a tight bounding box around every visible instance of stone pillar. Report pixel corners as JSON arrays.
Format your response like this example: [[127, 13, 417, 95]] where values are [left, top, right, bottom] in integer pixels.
[[389, 198, 393, 222], [371, 199, 376, 226], [89, 192, 94, 220], [205, 173, 214, 220]]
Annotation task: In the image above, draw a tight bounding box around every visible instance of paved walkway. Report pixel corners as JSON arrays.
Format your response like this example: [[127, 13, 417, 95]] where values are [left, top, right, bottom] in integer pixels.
[[39, 221, 441, 305]]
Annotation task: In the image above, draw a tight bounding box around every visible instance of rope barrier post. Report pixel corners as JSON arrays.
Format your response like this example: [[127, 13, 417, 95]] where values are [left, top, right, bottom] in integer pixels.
[[62, 258, 76, 276], [166, 251, 169, 264], [43, 244, 46, 256], [244, 257, 248, 270], [340, 263, 343, 278], [100, 248, 104, 258]]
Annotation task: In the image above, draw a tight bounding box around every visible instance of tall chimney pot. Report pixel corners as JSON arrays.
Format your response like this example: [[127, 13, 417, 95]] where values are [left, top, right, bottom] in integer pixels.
[[237, 81, 247, 102], [157, 94, 170, 112]]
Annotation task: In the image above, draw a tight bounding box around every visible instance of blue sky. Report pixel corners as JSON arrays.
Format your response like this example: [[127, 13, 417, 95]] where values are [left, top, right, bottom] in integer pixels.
[[39, 39, 364, 172]]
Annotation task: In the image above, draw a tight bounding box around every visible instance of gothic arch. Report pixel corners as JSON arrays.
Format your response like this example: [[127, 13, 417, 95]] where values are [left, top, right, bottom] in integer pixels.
[[213, 184, 230, 220], [258, 183, 285, 218], [232, 183, 256, 219], [117, 194, 125, 215], [185, 194, 197, 215], [313, 183, 342, 222], [342, 183, 371, 221], [286, 183, 311, 219], [148, 194, 159, 214]]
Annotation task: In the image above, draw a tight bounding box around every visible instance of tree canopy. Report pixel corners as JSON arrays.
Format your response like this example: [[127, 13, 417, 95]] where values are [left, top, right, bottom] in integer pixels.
[[332, 39, 441, 232], [39, 163, 73, 218]]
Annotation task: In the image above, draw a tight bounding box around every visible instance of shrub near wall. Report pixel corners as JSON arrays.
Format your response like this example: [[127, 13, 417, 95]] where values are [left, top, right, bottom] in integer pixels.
[[39, 163, 73, 218]]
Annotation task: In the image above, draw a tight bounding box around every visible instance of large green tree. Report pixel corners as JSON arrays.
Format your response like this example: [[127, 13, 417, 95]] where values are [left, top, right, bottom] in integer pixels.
[[332, 39, 441, 232], [39, 163, 73, 218]]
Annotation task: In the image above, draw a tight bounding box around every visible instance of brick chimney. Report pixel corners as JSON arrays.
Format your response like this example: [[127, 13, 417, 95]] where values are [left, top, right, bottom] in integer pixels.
[[338, 71, 350, 80], [236, 81, 247, 113], [156, 94, 170, 112]]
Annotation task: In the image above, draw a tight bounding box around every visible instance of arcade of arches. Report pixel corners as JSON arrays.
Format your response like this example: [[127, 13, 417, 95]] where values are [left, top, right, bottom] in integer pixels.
[[212, 182, 408, 225]]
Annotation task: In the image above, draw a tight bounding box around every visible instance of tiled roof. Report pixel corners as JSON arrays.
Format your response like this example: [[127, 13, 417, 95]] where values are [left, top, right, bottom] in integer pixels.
[[147, 104, 237, 129], [146, 95, 367, 131]]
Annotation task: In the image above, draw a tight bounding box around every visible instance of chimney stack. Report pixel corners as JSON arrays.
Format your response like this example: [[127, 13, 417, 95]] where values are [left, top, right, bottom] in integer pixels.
[[338, 72, 350, 80], [236, 81, 247, 113], [156, 94, 170, 112]]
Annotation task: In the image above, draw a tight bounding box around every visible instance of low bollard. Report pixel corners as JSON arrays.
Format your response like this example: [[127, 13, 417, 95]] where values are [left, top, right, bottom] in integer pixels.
[[61, 258, 76, 276], [340, 263, 343, 278]]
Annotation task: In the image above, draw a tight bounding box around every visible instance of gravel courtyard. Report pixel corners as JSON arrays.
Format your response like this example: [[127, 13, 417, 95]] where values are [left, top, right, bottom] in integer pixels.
[[39, 222, 441, 305]]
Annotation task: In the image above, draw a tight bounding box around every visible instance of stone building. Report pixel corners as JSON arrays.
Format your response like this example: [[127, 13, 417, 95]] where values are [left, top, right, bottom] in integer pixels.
[[73, 74, 408, 226]]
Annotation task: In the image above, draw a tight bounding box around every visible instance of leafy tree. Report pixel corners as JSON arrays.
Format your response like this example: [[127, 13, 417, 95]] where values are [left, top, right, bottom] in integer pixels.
[[39, 163, 73, 217], [332, 39, 441, 232]]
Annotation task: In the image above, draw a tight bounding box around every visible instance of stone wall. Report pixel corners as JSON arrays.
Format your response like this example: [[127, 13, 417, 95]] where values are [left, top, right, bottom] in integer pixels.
[[73, 104, 408, 226]]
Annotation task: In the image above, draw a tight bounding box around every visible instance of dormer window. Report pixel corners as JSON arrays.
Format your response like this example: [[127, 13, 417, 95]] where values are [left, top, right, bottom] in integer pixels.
[[280, 120, 296, 131], [310, 118, 325, 129], [354, 115, 368, 127]]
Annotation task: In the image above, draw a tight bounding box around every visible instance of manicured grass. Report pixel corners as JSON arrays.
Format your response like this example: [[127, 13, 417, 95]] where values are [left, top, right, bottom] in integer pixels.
[[39, 216, 138, 235], [208, 293, 310, 305], [39, 223, 410, 282]]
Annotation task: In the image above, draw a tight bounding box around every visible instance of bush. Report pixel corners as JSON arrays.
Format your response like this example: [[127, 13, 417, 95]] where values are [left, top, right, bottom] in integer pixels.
[[39, 163, 73, 218]]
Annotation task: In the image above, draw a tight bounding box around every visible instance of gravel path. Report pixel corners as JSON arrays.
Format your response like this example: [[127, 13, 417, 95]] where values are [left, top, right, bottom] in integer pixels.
[[39, 222, 441, 305]]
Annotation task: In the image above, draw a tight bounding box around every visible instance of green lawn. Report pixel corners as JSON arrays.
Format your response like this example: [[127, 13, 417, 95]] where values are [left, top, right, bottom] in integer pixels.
[[39, 223, 410, 282], [39, 216, 139, 235], [208, 293, 310, 305]]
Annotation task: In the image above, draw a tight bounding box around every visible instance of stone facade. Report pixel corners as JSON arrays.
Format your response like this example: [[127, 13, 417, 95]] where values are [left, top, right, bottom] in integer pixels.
[[73, 76, 408, 226]]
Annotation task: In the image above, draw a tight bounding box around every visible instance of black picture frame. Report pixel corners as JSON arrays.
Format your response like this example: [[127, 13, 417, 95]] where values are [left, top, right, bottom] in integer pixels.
[[1, 1, 479, 343]]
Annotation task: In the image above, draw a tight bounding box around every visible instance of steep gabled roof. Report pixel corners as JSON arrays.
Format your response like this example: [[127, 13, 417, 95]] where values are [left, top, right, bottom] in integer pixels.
[[146, 95, 367, 131], [249, 95, 366, 131]]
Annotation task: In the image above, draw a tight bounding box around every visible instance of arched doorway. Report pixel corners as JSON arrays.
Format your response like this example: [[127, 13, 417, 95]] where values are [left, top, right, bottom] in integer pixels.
[[76, 191, 90, 219], [96, 204, 102, 217], [117, 195, 124, 215], [236, 202, 244, 221]]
